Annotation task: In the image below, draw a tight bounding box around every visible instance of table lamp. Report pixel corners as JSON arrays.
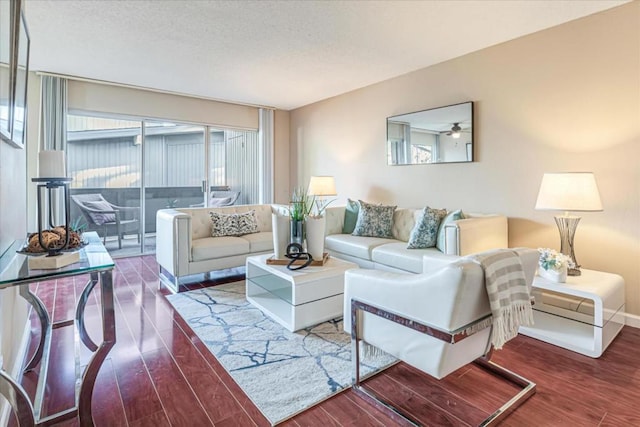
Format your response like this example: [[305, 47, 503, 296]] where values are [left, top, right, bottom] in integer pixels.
[[307, 176, 337, 217], [535, 172, 603, 276]]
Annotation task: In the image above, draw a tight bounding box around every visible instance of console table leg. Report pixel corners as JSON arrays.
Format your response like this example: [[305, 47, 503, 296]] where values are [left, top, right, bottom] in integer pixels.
[[76, 273, 99, 352], [78, 270, 116, 427], [0, 369, 35, 426], [19, 285, 51, 372]]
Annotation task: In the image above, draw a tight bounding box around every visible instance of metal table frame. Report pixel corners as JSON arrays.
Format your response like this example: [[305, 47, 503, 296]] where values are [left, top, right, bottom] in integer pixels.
[[0, 232, 115, 426]]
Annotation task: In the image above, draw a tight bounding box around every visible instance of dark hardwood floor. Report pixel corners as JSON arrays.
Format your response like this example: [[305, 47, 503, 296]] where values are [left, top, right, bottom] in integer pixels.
[[8, 255, 640, 426]]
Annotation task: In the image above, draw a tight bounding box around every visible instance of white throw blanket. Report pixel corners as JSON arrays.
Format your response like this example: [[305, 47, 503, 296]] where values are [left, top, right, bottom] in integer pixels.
[[468, 249, 534, 349]]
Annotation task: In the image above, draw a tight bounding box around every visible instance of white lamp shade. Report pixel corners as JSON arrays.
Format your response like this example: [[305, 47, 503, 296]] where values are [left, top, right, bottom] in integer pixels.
[[308, 176, 337, 196], [38, 150, 67, 178], [535, 172, 603, 212]]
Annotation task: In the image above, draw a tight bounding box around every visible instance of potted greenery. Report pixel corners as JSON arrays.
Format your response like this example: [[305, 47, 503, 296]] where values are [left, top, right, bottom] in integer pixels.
[[289, 187, 314, 246]]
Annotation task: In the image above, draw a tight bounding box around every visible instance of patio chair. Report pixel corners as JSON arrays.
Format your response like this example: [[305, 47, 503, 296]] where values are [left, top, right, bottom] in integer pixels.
[[189, 190, 241, 207], [71, 193, 141, 249]]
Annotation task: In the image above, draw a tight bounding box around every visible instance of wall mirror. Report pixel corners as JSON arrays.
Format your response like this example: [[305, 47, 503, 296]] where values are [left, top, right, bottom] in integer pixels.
[[0, 0, 11, 142], [387, 101, 473, 165]]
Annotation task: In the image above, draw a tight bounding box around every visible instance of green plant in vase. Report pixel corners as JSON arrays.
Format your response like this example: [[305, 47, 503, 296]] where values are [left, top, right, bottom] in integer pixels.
[[289, 187, 314, 246]]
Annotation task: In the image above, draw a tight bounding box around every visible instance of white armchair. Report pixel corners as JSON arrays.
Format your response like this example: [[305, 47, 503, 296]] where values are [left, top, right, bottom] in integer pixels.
[[344, 247, 539, 425]]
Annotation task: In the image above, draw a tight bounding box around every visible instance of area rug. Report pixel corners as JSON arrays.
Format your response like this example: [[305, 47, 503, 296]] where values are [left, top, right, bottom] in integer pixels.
[[166, 281, 395, 425]]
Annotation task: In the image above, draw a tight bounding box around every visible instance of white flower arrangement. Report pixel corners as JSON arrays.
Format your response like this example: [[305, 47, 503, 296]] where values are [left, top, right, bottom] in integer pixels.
[[537, 248, 574, 271]]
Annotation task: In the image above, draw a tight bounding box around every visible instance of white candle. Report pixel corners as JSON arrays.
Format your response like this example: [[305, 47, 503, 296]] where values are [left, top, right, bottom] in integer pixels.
[[38, 150, 66, 178]]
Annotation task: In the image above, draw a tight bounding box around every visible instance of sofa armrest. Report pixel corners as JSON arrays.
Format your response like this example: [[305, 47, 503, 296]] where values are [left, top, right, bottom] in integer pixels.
[[343, 261, 488, 334], [156, 209, 191, 277], [443, 215, 508, 256]]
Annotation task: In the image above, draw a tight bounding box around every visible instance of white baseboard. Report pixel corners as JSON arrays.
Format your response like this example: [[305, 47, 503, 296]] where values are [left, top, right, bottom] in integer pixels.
[[624, 312, 640, 329]]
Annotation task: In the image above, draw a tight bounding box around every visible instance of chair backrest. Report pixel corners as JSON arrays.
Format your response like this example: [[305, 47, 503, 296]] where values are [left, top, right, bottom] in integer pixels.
[[71, 194, 113, 225], [71, 193, 108, 206], [209, 191, 240, 206]]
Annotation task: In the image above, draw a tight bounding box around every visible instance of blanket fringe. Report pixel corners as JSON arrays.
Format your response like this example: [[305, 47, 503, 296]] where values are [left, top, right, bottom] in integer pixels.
[[492, 302, 534, 349]]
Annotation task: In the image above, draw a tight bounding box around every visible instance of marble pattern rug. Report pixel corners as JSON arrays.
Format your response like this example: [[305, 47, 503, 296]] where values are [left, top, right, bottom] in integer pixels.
[[166, 281, 395, 425]]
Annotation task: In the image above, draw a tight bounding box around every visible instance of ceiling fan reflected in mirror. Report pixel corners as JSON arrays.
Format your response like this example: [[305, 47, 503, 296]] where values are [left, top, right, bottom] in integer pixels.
[[440, 122, 471, 139]]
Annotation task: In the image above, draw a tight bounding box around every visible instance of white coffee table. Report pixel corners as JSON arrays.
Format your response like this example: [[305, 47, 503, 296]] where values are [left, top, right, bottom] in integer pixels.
[[245, 254, 358, 332]]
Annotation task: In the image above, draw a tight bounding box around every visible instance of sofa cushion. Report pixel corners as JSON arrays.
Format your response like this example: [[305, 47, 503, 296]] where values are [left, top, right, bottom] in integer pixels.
[[326, 234, 395, 260], [371, 242, 430, 273], [436, 209, 463, 252], [241, 231, 273, 253], [192, 236, 250, 261], [352, 200, 396, 238], [342, 198, 359, 234], [391, 208, 419, 242], [407, 207, 447, 249]]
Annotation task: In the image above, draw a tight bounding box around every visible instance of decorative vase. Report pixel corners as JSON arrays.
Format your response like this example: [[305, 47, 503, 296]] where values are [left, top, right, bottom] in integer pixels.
[[305, 216, 326, 261], [539, 265, 568, 283], [271, 213, 290, 259], [290, 218, 305, 247]]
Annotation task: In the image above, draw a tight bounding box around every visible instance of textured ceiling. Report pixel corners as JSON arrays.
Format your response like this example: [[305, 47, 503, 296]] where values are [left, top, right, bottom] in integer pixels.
[[25, 0, 628, 110]]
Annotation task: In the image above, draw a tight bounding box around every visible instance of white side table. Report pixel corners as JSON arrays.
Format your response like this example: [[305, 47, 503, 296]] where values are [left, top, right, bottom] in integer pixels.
[[519, 269, 625, 358]]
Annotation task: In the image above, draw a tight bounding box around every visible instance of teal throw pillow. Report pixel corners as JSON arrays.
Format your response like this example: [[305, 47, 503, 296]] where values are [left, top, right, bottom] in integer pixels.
[[352, 200, 396, 238], [342, 198, 359, 234], [407, 207, 448, 249], [436, 209, 464, 252]]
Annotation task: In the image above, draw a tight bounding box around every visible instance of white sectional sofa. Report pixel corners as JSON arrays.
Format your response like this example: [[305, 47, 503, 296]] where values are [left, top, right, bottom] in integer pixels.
[[156, 203, 509, 292], [156, 204, 274, 292], [323, 206, 508, 274]]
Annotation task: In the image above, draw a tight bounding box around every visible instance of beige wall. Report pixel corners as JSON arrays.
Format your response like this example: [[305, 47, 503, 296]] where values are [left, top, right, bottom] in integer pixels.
[[290, 3, 640, 316]]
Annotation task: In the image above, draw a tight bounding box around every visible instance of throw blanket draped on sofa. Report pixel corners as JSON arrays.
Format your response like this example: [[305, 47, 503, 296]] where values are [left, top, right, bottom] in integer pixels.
[[468, 249, 534, 349]]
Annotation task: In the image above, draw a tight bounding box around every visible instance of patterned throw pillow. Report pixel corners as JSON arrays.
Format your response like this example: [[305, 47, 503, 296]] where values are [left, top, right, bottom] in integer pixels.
[[236, 210, 259, 236], [342, 198, 360, 234], [407, 207, 448, 249], [210, 212, 238, 237], [85, 200, 117, 225], [352, 200, 396, 238], [436, 209, 464, 252]]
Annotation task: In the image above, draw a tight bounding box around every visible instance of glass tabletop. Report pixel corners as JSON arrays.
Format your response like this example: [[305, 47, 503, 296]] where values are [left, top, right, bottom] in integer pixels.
[[0, 231, 114, 287]]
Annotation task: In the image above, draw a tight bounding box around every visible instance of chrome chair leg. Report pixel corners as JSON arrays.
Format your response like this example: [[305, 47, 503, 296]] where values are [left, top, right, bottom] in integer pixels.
[[350, 298, 536, 426]]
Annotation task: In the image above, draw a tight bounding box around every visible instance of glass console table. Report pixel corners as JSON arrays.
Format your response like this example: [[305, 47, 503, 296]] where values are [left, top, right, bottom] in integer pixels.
[[0, 231, 115, 426]]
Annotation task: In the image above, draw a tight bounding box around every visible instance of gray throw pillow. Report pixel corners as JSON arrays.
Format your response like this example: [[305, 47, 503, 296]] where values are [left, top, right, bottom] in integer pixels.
[[407, 207, 448, 249], [352, 200, 396, 238], [236, 210, 259, 236], [436, 209, 464, 252], [85, 200, 116, 225], [342, 198, 359, 234], [210, 212, 238, 237], [210, 210, 259, 237]]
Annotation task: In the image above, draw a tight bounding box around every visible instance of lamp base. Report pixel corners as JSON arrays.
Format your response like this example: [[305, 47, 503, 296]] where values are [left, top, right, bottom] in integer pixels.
[[554, 214, 581, 276], [568, 267, 581, 276]]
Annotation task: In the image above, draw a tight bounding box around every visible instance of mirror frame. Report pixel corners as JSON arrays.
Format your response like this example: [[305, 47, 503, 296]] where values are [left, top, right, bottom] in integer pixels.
[[387, 101, 474, 165], [10, 9, 29, 148]]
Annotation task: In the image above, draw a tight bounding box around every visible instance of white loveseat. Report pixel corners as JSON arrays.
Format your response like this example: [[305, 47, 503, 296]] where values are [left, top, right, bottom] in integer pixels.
[[156, 204, 274, 292], [324, 206, 509, 274]]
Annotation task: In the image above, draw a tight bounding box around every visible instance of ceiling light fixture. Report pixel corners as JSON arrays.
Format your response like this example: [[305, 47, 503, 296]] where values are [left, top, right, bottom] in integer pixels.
[[450, 123, 462, 139]]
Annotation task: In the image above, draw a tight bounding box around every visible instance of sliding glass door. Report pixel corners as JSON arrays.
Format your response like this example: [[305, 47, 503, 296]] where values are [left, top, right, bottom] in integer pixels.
[[67, 113, 261, 256], [67, 115, 143, 255], [144, 121, 206, 250]]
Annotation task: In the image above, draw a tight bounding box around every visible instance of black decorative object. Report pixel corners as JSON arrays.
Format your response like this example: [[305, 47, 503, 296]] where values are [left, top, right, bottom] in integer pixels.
[[32, 177, 73, 256]]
